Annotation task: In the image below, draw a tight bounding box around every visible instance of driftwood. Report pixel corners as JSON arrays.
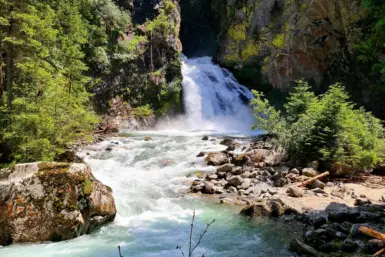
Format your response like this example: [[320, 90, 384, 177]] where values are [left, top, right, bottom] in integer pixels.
[[297, 171, 330, 187], [358, 226, 385, 256], [359, 226, 385, 241], [374, 248, 385, 257]]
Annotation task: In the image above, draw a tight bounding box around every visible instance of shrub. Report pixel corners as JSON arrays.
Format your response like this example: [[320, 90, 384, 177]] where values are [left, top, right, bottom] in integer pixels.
[[251, 81, 385, 175]]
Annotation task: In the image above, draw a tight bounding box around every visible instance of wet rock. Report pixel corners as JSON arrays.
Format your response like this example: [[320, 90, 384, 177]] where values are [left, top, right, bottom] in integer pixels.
[[202, 181, 215, 194], [227, 176, 244, 187], [240, 199, 286, 217], [289, 239, 321, 257], [217, 164, 233, 173], [202, 136, 209, 141], [0, 162, 116, 246], [205, 152, 228, 166], [302, 168, 319, 177], [363, 239, 385, 254], [196, 152, 205, 157], [319, 242, 340, 253], [287, 187, 303, 198], [214, 187, 224, 194], [220, 138, 240, 151], [105, 147, 113, 151], [144, 136, 152, 141]]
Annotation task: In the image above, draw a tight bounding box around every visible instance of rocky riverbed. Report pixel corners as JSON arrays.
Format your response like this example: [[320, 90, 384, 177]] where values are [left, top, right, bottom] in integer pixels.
[[189, 135, 385, 256]]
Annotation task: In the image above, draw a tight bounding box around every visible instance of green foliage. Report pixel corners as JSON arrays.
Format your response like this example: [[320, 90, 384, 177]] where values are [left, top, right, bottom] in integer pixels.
[[133, 105, 153, 117], [251, 81, 385, 174], [0, 0, 99, 163], [355, 0, 385, 85]]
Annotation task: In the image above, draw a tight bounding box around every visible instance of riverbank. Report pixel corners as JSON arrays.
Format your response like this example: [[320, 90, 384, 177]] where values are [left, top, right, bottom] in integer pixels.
[[188, 135, 385, 256]]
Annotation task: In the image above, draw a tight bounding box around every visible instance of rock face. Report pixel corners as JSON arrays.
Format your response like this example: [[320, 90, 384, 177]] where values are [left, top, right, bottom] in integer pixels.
[[209, 0, 384, 117], [0, 162, 116, 246]]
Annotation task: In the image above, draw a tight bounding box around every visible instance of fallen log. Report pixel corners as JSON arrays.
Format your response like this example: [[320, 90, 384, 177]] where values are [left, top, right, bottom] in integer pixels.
[[297, 171, 330, 187], [358, 226, 385, 241]]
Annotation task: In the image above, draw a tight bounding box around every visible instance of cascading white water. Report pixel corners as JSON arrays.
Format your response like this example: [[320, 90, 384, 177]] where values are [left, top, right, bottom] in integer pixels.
[[158, 57, 256, 133], [0, 57, 293, 257]]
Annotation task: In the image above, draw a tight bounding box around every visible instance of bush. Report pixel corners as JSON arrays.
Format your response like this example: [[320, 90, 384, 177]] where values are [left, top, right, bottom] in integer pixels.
[[251, 81, 385, 175]]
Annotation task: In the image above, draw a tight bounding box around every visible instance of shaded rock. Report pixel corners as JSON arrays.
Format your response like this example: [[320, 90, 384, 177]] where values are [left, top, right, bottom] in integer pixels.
[[0, 162, 116, 246], [289, 168, 300, 175], [341, 239, 360, 252], [274, 178, 286, 187], [302, 168, 320, 177], [289, 239, 321, 257], [354, 198, 372, 206], [220, 138, 240, 151], [205, 152, 228, 166], [363, 239, 385, 254], [196, 152, 205, 157], [216, 164, 233, 173], [287, 187, 303, 198], [202, 181, 215, 194], [202, 136, 209, 141], [234, 154, 249, 166], [227, 176, 244, 187], [310, 179, 325, 189], [231, 167, 243, 175], [372, 163, 385, 176], [240, 199, 286, 218], [312, 216, 327, 229], [319, 242, 339, 253]]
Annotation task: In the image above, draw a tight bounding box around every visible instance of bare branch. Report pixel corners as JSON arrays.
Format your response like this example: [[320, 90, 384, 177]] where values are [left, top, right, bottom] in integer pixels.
[[188, 210, 196, 256], [190, 219, 215, 254]]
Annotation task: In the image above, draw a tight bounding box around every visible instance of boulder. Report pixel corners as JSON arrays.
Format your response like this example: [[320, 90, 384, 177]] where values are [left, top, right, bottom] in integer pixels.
[[363, 239, 385, 254], [216, 164, 233, 173], [310, 179, 325, 189], [0, 162, 116, 246], [202, 181, 215, 194], [289, 239, 321, 257], [227, 176, 244, 187], [205, 152, 228, 166], [289, 168, 300, 175], [201, 136, 209, 141], [302, 168, 320, 177], [372, 163, 385, 176], [240, 199, 286, 217], [219, 138, 240, 151], [287, 187, 303, 198]]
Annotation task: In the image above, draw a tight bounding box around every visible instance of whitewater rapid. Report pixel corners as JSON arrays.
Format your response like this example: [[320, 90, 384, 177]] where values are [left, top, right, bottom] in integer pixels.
[[0, 57, 294, 257]]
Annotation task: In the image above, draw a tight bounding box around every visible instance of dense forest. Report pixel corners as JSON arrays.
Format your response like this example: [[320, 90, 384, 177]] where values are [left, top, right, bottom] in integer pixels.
[[0, 0, 182, 164]]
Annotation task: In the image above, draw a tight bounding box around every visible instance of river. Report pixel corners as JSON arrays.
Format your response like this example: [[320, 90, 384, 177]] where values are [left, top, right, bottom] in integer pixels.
[[0, 57, 295, 257]]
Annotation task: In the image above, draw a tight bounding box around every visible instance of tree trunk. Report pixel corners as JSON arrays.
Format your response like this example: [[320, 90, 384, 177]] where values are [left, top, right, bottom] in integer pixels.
[[0, 60, 4, 106]]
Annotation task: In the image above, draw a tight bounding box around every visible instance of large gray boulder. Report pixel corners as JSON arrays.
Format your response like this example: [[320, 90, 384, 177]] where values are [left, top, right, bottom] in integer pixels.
[[0, 162, 116, 246]]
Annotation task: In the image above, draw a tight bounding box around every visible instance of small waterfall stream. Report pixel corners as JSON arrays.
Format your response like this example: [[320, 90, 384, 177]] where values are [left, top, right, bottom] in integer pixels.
[[0, 57, 294, 257]]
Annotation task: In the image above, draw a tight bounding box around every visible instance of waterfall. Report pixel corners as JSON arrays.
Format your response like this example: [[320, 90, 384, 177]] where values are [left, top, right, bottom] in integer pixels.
[[182, 57, 255, 132], [158, 57, 255, 132]]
